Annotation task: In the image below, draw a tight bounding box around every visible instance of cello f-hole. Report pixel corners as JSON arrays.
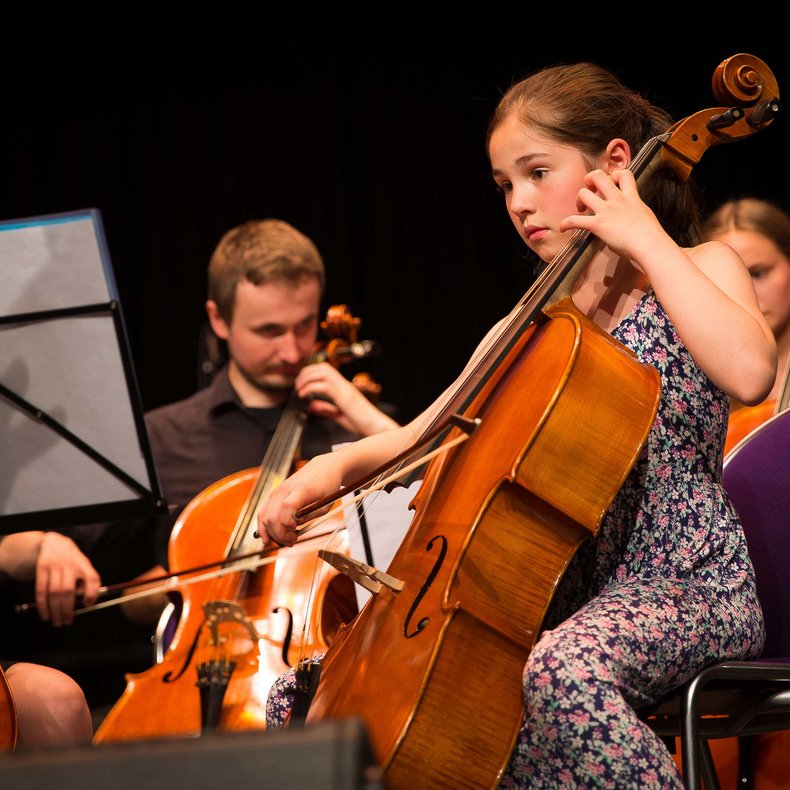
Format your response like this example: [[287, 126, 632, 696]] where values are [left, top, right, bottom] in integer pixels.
[[162, 622, 207, 683], [272, 606, 295, 667], [403, 535, 448, 638]]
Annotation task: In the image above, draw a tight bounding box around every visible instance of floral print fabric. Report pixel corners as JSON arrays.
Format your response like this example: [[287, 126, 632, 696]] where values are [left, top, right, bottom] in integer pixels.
[[500, 291, 765, 787], [267, 291, 765, 788]]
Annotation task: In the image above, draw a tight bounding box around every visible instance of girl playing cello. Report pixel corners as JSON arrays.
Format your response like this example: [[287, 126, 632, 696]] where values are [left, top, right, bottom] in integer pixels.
[[257, 61, 776, 787]]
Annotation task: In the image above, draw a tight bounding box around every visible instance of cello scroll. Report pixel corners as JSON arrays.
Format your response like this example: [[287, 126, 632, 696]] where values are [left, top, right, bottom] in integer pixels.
[[284, 53, 782, 789], [657, 53, 780, 180]]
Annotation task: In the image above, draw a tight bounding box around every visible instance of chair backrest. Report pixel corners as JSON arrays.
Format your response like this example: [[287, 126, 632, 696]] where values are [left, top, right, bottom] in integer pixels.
[[723, 409, 790, 660]]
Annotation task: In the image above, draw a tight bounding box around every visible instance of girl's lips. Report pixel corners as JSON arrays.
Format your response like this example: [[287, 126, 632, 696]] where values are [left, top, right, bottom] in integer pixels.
[[525, 227, 547, 242]]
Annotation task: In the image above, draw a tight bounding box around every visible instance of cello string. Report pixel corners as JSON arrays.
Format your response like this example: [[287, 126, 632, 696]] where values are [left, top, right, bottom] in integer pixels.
[[381, 135, 661, 471], [68, 548, 304, 615], [287, 431, 475, 667]]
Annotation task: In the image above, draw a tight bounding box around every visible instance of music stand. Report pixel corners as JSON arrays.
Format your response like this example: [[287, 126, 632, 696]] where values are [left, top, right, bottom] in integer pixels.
[[0, 208, 167, 533]]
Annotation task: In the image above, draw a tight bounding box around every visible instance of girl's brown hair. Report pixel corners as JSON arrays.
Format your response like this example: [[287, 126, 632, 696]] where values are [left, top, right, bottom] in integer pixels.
[[487, 62, 702, 247]]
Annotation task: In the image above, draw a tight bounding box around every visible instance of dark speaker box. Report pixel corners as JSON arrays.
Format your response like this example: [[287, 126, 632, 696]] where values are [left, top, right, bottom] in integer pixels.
[[0, 718, 383, 789]]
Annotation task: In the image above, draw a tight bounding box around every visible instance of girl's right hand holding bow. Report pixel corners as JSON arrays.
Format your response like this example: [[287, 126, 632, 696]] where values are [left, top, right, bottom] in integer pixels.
[[256, 452, 346, 547]]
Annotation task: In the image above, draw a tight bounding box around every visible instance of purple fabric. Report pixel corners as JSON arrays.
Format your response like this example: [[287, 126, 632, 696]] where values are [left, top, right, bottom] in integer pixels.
[[723, 410, 790, 660]]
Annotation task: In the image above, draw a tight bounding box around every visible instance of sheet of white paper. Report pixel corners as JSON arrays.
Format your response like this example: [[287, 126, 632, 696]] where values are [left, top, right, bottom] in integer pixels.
[[331, 442, 420, 609], [341, 480, 420, 609], [0, 211, 159, 520]]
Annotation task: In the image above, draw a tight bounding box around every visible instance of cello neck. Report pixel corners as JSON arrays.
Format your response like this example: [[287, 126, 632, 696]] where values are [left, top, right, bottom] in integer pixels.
[[412, 134, 669, 448], [226, 390, 308, 559]]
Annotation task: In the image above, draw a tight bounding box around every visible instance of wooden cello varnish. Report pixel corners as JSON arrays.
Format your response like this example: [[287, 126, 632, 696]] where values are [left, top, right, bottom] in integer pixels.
[[306, 301, 660, 785], [93, 468, 355, 742], [296, 54, 780, 788], [94, 306, 366, 744]]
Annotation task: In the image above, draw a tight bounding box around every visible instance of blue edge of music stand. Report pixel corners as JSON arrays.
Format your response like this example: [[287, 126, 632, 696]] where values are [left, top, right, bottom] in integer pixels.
[[0, 207, 167, 534]]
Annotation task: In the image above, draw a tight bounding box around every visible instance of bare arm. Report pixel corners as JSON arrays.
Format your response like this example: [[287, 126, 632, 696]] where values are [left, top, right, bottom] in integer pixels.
[[564, 169, 776, 404], [0, 531, 101, 627], [257, 422, 416, 546], [666, 239, 777, 403]]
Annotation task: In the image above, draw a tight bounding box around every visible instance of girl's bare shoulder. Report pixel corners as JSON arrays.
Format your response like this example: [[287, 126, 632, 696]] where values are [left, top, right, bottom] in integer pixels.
[[686, 239, 744, 269]]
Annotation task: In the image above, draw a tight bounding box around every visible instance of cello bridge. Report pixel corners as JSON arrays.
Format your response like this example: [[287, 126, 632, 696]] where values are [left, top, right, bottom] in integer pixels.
[[202, 600, 260, 643], [318, 550, 404, 595]]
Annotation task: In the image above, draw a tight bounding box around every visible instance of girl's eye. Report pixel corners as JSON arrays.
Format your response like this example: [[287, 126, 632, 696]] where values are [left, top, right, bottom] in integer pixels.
[[750, 266, 768, 280], [495, 181, 512, 195], [532, 169, 547, 181]]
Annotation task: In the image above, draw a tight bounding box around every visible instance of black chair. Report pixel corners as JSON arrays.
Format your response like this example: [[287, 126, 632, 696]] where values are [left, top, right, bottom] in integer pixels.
[[641, 408, 790, 790]]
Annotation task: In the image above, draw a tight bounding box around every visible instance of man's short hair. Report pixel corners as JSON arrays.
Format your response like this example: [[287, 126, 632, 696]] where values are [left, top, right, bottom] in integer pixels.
[[208, 219, 325, 323]]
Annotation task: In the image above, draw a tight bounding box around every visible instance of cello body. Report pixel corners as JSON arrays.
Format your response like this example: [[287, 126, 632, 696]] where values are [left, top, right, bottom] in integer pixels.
[[305, 300, 660, 786], [94, 468, 356, 743], [297, 52, 779, 788], [94, 304, 371, 744], [0, 666, 17, 751]]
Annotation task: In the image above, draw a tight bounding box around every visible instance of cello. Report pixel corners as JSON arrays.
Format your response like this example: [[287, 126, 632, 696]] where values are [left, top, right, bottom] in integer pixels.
[[93, 305, 374, 743], [0, 666, 18, 751], [285, 54, 780, 788]]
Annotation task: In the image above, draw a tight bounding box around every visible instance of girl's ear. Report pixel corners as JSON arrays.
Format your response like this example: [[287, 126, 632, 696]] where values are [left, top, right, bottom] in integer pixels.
[[604, 138, 631, 171]]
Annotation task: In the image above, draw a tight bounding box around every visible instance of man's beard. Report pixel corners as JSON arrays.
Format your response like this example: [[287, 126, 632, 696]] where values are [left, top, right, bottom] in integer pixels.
[[237, 363, 297, 396]]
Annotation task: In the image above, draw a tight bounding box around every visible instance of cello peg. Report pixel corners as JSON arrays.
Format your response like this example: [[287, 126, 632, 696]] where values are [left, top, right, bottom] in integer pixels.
[[707, 106, 745, 130], [747, 97, 781, 127]]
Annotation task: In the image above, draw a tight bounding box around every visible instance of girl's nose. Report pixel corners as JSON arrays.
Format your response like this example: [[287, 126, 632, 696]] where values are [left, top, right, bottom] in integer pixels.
[[509, 183, 534, 217]]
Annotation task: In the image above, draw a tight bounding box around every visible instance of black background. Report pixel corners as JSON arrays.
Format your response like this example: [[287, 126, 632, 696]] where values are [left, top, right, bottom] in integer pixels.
[[3, 33, 788, 425]]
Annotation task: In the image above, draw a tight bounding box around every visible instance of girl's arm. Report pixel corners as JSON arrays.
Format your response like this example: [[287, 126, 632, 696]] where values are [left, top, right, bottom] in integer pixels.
[[565, 168, 776, 403], [258, 311, 514, 546]]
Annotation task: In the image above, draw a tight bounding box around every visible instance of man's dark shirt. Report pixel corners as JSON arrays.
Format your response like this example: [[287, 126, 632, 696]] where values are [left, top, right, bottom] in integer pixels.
[[60, 366, 360, 573], [146, 366, 359, 511], [0, 367, 360, 704]]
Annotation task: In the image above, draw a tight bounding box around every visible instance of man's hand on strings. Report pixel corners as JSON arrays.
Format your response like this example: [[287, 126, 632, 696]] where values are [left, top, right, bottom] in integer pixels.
[[294, 362, 398, 437]]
